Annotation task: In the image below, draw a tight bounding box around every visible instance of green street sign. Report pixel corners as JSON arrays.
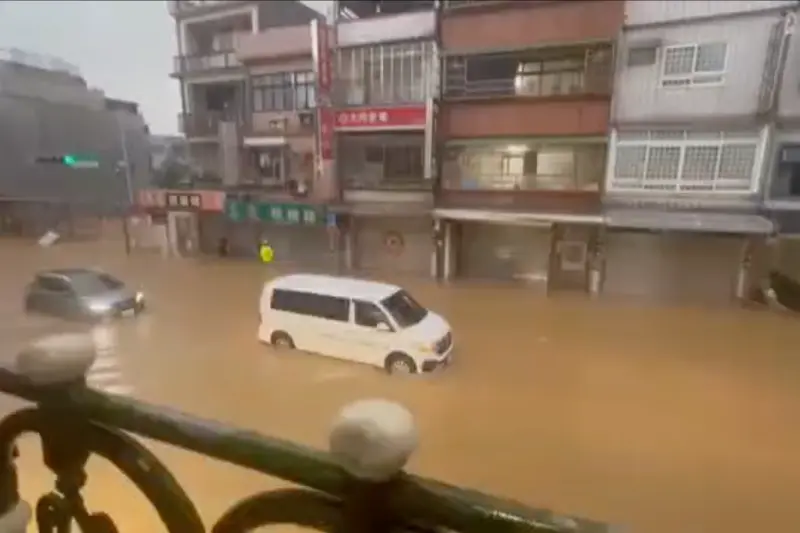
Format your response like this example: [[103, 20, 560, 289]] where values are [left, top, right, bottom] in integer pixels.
[[225, 200, 323, 226]]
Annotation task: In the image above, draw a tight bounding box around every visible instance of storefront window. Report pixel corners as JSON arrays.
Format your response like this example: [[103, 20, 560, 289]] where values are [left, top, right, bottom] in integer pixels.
[[442, 142, 605, 192], [339, 133, 426, 189], [337, 41, 433, 106], [252, 71, 316, 112]]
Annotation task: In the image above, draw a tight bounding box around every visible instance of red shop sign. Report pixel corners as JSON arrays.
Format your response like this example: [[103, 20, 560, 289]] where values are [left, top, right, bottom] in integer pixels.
[[334, 106, 426, 131]]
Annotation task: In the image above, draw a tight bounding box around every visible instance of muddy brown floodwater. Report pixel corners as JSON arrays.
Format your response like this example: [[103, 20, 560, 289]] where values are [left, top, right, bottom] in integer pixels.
[[1, 238, 800, 532]]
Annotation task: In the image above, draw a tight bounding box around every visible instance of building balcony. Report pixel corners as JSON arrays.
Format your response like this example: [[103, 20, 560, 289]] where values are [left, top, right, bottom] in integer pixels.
[[172, 52, 241, 77], [438, 140, 605, 211], [167, 0, 246, 17], [242, 110, 316, 138], [180, 112, 239, 139], [235, 25, 312, 63], [343, 175, 433, 192], [443, 45, 613, 101]]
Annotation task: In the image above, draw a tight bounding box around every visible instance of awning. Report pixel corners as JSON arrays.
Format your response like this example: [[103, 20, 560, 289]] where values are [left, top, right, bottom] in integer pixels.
[[329, 202, 433, 217], [605, 208, 774, 235], [242, 136, 287, 147], [433, 208, 604, 226]]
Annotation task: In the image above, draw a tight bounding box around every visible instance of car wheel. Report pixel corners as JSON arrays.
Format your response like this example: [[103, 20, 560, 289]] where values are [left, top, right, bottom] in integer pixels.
[[384, 352, 416, 375], [270, 331, 295, 350]]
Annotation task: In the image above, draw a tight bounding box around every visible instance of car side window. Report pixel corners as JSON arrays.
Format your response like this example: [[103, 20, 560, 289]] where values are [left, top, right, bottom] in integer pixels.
[[37, 276, 71, 293], [354, 300, 391, 330], [271, 289, 349, 322]]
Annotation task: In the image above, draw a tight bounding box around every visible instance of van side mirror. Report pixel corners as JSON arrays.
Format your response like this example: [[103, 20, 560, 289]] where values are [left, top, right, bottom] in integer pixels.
[[376, 322, 391, 332]]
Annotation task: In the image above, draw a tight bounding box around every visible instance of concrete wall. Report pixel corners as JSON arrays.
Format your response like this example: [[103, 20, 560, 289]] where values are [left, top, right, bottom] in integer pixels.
[[614, 9, 786, 124]]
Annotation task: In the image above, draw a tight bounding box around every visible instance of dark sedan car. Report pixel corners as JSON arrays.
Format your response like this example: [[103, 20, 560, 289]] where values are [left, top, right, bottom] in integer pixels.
[[24, 268, 145, 321]]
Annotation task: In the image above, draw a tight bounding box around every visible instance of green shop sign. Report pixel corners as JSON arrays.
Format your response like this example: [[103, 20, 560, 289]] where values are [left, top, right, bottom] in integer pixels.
[[225, 200, 324, 226]]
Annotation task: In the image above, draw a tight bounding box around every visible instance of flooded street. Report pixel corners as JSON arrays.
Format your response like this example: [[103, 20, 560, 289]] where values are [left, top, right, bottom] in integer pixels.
[[2, 238, 800, 532]]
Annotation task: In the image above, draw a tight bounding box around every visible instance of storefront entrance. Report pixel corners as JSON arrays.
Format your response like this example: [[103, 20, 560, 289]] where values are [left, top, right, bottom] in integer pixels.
[[223, 199, 335, 269], [603, 231, 744, 304], [457, 222, 552, 284], [352, 216, 433, 276]]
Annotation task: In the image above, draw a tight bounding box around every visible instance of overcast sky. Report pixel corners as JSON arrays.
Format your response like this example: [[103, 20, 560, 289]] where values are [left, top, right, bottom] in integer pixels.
[[0, 1, 327, 136]]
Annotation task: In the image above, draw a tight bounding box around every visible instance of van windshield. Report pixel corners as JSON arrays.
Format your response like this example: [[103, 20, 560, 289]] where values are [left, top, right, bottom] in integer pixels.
[[381, 290, 428, 329]]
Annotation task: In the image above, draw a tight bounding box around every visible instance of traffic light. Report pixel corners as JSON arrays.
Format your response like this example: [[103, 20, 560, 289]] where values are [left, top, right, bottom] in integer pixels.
[[35, 154, 99, 168]]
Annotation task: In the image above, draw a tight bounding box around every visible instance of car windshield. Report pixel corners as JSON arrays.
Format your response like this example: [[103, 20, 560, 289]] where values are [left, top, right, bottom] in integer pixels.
[[69, 272, 125, 295], [380, 290, 428, 329]]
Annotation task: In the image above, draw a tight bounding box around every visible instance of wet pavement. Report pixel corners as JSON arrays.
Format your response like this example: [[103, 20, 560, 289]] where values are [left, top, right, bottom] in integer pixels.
[[2, 237, 800, 532]]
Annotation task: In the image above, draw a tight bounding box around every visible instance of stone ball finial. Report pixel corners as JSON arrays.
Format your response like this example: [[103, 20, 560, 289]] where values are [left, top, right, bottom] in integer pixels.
[[15, 333, 97, 386], [329, 399, 418, 482]]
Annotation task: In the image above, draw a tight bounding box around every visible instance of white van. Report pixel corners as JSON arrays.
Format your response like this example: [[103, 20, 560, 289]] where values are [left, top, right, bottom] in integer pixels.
[[258, 274, 453, 374]]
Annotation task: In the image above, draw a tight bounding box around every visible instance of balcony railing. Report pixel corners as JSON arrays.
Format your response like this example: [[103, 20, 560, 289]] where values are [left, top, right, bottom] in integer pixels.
[[344, 175, 433, 191], [444, 48, 613, 100], [168, 0, 245, 15], [173, 52, 241, 75], [180, 111, 241, 138], [0, 333, 617, 531]]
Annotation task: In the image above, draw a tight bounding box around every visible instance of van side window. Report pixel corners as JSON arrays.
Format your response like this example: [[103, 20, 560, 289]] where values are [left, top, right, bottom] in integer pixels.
[[271, 289, 349, 322], [354, 300, 391, 329]]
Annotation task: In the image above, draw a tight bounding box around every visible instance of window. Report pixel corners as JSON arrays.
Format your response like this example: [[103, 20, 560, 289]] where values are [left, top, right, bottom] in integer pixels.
[[69, 272, 124, 294], [611, 130, 758, 193], [338, 41, 431, 106], [270, 289, 349, 322], [36, 276, 71, 293], [354, 301, 392, 329], [252, 72, 315, 112], [380, 290, 427, 329], [443, 143, 605, 192], [253, 148, 283, 181], [772, 145, 800, 199], [661, 43, 726, 87], [338, 133, 426, 188]]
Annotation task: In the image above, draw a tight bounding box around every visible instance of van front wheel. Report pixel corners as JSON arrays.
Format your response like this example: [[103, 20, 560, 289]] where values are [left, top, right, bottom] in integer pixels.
[[384, 352, 416, 375], [270, 331, 295, 350]]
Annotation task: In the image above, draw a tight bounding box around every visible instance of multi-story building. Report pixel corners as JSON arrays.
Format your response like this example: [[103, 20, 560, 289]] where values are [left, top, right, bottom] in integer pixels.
[[331, 0, 439, 277], [163, 0, 327, 260], [0, 48, 150, 237], [435, 0, 623, 291], [603, 1, 795, 304], [768, 5, 800, 277]]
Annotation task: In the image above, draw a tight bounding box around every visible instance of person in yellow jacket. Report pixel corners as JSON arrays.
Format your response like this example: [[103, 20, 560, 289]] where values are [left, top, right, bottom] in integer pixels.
[[258, 238, 274, 264]]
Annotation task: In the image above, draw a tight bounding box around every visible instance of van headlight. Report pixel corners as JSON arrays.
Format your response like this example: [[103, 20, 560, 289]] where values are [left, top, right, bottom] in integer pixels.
[[135, 291, 144, 303], [418, 343, 435, 354], [88, 302, 112, 314]]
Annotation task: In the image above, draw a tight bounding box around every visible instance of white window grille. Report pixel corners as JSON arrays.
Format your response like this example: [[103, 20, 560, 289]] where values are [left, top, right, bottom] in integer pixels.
[[611, 131, 758, 193], [661, 43, 727, 87]]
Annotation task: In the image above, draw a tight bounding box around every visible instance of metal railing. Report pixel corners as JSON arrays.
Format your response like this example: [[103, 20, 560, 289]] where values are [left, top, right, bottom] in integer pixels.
[[173, 52, 241, 75], [180, 111, 242, 138], [444, 69, 612, 99], [0, 332, 619, 532]]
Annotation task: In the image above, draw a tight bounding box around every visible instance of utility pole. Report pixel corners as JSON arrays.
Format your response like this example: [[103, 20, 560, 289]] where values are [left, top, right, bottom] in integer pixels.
[[117, 114, 134, 255]]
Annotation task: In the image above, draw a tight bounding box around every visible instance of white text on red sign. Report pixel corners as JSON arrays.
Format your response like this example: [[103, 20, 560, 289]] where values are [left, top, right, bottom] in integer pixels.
[[337, 111, 391, 127]]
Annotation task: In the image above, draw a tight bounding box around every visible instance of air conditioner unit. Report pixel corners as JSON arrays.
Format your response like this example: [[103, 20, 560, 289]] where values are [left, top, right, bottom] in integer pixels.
[[298, 111, 315, 127], [267, 118, 287, 132]]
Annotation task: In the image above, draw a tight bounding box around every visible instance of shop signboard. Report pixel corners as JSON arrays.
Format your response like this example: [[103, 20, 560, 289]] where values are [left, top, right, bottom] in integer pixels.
[[334, 106, 427, 131], [225, 200, 324, 226], [166, 192, 202, 210]]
